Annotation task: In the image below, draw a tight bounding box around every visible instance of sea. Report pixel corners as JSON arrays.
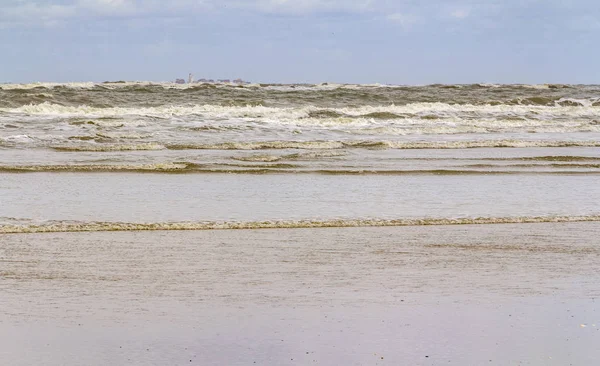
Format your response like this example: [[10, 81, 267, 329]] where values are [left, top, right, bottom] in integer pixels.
[[1, 82, 600, 365], [1, 81, 599, 230]]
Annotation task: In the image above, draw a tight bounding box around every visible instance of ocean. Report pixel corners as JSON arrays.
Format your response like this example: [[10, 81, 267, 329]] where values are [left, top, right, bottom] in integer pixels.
[[1, 82, 600, 365], [1, 82, 600, 230]]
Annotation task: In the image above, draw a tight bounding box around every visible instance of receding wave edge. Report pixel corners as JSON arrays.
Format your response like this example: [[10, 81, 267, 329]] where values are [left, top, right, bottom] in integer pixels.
[[2, 215, 600, 234]]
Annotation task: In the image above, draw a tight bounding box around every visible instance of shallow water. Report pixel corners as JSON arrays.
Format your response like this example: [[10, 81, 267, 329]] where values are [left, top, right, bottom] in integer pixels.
[[1, 173, 599, 228], [1, 82, 599, 228]]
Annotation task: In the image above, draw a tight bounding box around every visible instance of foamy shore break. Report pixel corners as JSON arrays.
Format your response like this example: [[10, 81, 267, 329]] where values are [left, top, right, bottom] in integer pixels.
[[2, 215, 600, 234]]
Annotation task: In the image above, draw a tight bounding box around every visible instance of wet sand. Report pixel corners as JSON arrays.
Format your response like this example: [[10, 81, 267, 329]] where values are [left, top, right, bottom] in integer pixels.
[[1, 222, 599, 365]]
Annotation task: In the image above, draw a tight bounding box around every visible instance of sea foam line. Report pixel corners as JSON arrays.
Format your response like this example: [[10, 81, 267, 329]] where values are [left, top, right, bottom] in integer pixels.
[[164, 140, 600, 150], [2, 215, 600, 234], [20, 139, 600, 153], [1, 165, 599, 175], [2, 101, 600, 119]]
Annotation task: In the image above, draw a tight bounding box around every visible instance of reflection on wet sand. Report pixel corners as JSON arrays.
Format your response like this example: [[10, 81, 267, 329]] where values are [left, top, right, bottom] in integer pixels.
[[1, 223, 599, 365]]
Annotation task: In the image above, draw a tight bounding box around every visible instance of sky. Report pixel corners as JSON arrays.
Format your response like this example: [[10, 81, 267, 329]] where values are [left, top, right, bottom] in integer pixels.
[[1, 0, 599, 84]]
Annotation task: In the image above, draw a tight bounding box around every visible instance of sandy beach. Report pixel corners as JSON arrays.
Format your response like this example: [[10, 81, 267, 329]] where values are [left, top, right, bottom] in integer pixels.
[[2, 222, 599, 365]]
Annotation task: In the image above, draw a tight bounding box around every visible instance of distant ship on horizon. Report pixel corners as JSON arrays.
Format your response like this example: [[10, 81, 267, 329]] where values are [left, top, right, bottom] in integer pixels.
[[175, 73, 249, 85]]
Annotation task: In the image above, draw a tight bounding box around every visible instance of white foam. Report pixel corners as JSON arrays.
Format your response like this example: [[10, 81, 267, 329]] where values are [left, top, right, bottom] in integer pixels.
[[556, 97, 599, 107], [2, 215, 600, 234], [0, 82, 97, 90], [0, 135, 35, 143], [520, 84, 551, 89], [3, 102, 600, 120], [162, 139, 600, 150]]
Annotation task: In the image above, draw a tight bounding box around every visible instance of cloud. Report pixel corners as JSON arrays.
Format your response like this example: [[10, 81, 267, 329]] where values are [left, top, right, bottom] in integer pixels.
[[0, 0, 207, 27], [0, 0, 374, 28], [387, 12, 418, 28], [3, 0, 599, 31], [567, 14, 600, 31], [251, 0, 373, 14], [0, 2, 77, 28], [76, 0, 138, 16], [450, 9, 470, 19]]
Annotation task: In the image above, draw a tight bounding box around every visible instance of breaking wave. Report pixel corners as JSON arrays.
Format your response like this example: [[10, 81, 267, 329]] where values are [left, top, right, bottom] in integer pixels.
[[51, 143, 166, 152], [1, 162, 599, 174], [33, 140, 600, 152], [231, 151, 346, 162], [2, 215, 600, 234], [3, 102, 600, 119], [163, 140, 600, 151], [515, 156, 600, 162], [5, 137, 600, 152], [0, 163, 191, 173]]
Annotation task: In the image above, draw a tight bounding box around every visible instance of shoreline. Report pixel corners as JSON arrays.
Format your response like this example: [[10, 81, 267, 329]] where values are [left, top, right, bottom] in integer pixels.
[[2, 214, 600, 234]]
